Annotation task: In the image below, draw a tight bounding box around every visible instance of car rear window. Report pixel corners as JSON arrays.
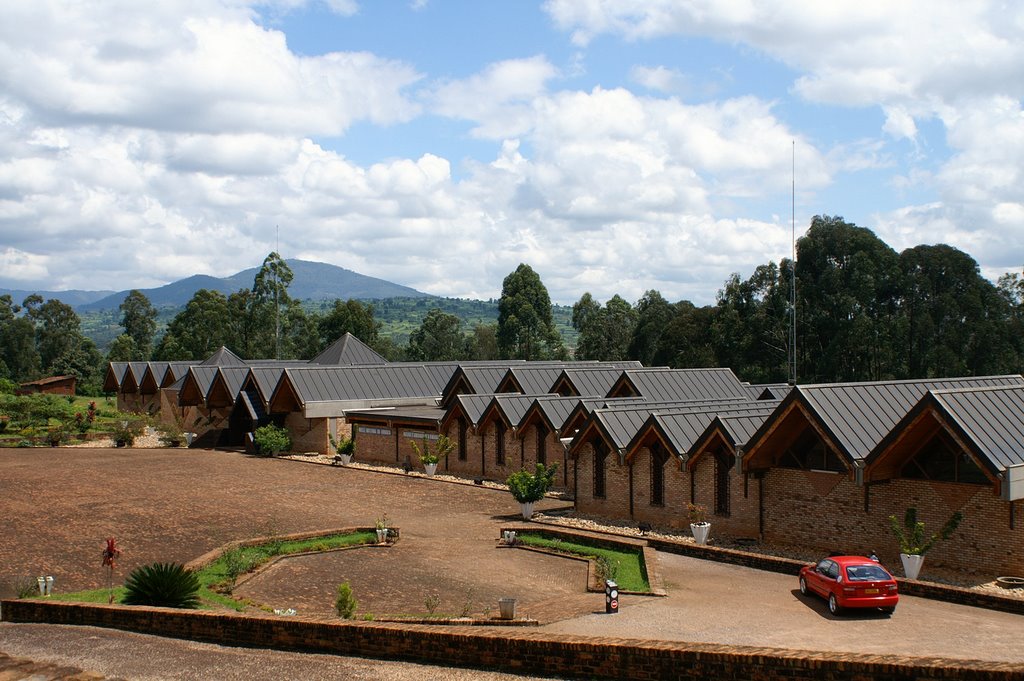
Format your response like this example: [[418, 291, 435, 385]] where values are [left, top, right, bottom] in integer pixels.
[[845, 565, 890, 581]]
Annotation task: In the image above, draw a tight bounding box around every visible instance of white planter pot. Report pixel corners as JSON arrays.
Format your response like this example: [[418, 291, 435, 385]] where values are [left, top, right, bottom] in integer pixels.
[[184, 432, 194, 447], [339, 453, 352, 465], [376, 528, 388, 543], [498, 597, 517, 620], [900, 553, 925, 579], [520, 502, 535, 520], [424, 462, 438, 476], [690, 522, 711, 545]]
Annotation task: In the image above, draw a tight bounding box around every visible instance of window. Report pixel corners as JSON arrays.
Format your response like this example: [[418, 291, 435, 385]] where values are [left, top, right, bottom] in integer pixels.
[[901, 430, 988, 485], [593, 440, 609, 498], [650, 442, 669, 506], [536, 422, 548, 465], [779, 428, 844, 472], [403, 431, 439, 441], [714, 448, 734, 516], [357, 425, 391, 436], [495, 420, 506, 466], [458, 417, 467, 461]]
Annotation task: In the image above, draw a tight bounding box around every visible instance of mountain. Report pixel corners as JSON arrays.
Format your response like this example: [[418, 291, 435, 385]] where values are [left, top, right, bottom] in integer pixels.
[[0, 288, 116, 308], [76, 259, 430, 311]]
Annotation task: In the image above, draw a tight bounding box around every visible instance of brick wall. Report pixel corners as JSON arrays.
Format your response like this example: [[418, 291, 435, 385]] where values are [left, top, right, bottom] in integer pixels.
[[2, 600, 1019, 680], [283, 412, 328, 455], [353, 427, 399, 465], [763, 469, 1024, 576]]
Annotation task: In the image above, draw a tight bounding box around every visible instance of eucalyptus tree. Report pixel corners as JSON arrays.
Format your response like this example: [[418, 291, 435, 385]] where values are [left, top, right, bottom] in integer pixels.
[[497, 263, 564, 360], [407, 308, 465, 361], [119, 290, 157, 358]]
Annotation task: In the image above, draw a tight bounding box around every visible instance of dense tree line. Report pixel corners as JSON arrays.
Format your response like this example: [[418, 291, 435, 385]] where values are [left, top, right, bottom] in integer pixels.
[[2, 218, 1022, 394], [570, 215, 1024, 382]]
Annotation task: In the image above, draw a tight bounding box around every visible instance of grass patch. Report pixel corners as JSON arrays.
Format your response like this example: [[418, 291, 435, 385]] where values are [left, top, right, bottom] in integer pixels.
[[516, 532, 650, 592], [50, 530, 377, 611]]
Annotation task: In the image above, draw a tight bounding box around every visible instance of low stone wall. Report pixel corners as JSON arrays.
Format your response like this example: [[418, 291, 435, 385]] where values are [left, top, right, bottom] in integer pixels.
[[2, 600, 1020, 681]]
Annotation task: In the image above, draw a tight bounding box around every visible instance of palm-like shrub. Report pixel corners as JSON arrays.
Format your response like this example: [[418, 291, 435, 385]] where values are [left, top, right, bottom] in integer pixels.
[[507, 463, 559, 503], [122, 562, 201, 608]]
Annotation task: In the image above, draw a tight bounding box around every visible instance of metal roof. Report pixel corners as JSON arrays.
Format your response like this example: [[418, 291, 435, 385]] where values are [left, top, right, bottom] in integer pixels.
[[200, 346, 246, 366], [743, 383, 793, 400], [346, 405, 446, 424], [440, 365, 521, 404], [282, 365, 449, 405], [492, 393, 552, 427], [554, 367, 632, 398], [615, 368, 748, 401], [923, 385, 1024, 471], [179, 366, 220, 405], [589, 398, 777, 452], [795, 375, 1024, 462], [246, 367, 288, 406], [452, 393, 497, 426], [104, 362, 129, 391], [529, 395, 591, 432], [214, 367, 251, 400], [309, 333, 388, 365], [641, 402, 780, 455]]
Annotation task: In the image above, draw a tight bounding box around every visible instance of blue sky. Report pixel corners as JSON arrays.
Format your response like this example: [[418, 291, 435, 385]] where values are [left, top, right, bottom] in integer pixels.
[[1, 1, 1021, 305]]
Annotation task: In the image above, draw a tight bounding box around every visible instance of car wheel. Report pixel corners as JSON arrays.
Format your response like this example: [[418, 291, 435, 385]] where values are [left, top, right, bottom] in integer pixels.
[[881, 606, 895, 615], [799, 577, 808, 595], [828, 593, 840, 615]]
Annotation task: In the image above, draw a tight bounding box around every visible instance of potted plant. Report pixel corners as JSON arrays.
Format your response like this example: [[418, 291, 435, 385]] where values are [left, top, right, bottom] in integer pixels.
[[889, 507, 963, 579], [253, 424, 291, 457], [409, 435, 455, 476], [375, 514, 389, 543], [506, 463, 558, 519], [156, 421, 185, 447], [330, 434, 355, 465], [688, 503, 711, 545]]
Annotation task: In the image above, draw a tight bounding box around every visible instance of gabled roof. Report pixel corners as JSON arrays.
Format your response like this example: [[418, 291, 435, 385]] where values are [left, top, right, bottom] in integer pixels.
[[608, 367, 748, 401], [522, 395, 592, 434], [272, 365, 449, 415], [496, 362, 642, 395], [178, 366, 221, 406], [551, 367, 634, 398], [626, 401, 780, 460], [446, 393, 497, 428], [164, 362, 196, 387], [201, 346, 246, 366], [439, 364, 526, 407], [119, 362, 150, 393], [743, 383, 792, 400], [103, 362, 129, 392], [206, 367, 251, 408], [244, 367, 289, 408], [139, 362, 168, 394], [309, 333, 387, 366], [744, 375, 1024, 470], [490, 393, 552, 429]]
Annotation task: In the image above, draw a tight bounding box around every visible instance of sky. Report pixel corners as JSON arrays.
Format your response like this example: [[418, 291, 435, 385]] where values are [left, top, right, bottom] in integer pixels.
[[1, 1, 1022, 306]]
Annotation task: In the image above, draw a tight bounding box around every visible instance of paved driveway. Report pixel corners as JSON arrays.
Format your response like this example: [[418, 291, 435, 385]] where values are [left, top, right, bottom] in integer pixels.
[[2, 446, 1023, 677]]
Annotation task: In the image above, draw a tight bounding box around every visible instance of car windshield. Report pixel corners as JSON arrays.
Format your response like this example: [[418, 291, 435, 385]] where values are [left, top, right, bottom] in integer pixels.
[[845, 564, 890, 581]]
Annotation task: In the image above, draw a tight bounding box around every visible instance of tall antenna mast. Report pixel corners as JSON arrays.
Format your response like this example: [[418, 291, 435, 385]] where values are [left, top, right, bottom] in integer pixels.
[[275, 225, 280, 360], [790, 141, 797, 385]]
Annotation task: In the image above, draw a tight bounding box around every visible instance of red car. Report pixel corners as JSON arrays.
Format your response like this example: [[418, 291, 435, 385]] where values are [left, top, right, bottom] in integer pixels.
[[798, 556, 899, 615]]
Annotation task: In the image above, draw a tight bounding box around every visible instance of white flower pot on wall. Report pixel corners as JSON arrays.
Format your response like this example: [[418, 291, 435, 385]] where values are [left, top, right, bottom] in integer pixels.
[[690, 522, 711, 546], [424, 462, 438, 476], [900, 553, 925, 579]]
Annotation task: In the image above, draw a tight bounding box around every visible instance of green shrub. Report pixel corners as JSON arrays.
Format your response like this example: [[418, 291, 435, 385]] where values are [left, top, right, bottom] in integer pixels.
[[222, 548, 259, 585], [122, 562, 201, 608], [409, 434, 455, 465], [506, 463, 559, 503], [335, 581, 357, 619], [254, 424, 291, 456], [111, 419, 146, 446], [889, 507, 963, 555]]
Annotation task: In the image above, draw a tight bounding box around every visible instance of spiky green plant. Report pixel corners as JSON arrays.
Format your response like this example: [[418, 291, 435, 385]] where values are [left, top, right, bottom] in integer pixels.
[[122, 562, 201, 608], [889, 507, 963, 555], [335, 581, 357, 619]]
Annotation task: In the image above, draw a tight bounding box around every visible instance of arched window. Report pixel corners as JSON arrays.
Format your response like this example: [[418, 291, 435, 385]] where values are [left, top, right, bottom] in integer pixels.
[[650, 442, 669, 507], [593, 440, 609, 498]]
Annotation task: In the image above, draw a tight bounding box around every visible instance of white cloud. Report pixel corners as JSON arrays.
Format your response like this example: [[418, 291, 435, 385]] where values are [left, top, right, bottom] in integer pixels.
[[630, 65, 687, 95]]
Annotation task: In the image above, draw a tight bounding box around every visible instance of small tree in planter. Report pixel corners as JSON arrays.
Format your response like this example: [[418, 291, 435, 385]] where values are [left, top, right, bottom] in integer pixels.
[[687, 503, 711, 545], [253, 424, 291, 457], [506, 463, 558, 519], [888, 507, 963, 579], [409, 435, 455, 476], [329, 433, 355, 464]]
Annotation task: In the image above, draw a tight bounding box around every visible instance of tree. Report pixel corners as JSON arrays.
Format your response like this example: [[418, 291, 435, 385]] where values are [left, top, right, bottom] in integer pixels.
[[653, 301, 717, 368], [0, 295, 40, 382], [316, 299, 381, 352], [407, 308, 466, 361], [796, 216, 901, 382], [898, 244, 1015, 377], [572, 293, 636, 361], [24, 295, 85, 375], [119, 290, 157, 358], [154, 289, 231, 360], [497, 263, 564, 360], [466, 323, 499, 360], [106, 334, 139, 362], [629, 290, 674, 366], [251, 252, 295, 359]]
